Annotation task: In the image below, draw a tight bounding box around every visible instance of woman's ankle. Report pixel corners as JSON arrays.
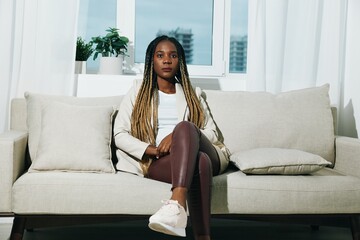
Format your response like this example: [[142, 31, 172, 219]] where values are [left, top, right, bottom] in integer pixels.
[[171, 187, 187, 208]]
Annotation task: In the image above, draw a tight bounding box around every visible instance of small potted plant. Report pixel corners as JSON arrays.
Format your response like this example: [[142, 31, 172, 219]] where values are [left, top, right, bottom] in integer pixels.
[[91, 27, 129, 74], [75, 37, 94, 74]]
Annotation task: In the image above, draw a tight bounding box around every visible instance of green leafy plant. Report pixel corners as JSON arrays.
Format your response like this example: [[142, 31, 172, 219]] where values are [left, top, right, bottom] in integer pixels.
[[75, 37, 94, 61], [91, 27, 129, 61]]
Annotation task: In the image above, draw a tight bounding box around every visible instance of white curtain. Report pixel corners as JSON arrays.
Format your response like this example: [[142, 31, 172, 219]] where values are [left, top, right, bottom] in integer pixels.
[[340, 0, 360, 138], [0, 0, 15, 132], [0, 0, 79, 133], [247, 0, 360, 137]]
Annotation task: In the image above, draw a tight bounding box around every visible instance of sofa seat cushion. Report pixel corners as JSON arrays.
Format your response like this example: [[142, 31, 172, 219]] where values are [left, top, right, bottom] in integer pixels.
[[12, 172, 171, 215], [12, 168, 360, 215], [211, 167, 360, 214]]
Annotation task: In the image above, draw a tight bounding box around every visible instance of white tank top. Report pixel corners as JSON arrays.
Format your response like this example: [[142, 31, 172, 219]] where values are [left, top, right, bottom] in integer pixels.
[[156, 91, 178, 146]]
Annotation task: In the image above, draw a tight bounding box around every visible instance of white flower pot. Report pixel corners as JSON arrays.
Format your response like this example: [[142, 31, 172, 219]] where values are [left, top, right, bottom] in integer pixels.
[[75, 61, 87, 74], [98, 56, 123, 75]]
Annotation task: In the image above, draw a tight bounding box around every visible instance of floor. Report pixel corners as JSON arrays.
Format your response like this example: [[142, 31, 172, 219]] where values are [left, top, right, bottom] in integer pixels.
[[0, 218, 353, 240]]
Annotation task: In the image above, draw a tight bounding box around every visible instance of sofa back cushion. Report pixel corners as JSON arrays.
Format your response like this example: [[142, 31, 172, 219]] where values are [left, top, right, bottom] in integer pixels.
[[203, 84, 335, 164], [10, 98, 28, 131]]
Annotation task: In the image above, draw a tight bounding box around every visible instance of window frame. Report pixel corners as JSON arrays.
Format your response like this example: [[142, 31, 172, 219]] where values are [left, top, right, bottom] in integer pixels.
[[118, 0, 228, 77]]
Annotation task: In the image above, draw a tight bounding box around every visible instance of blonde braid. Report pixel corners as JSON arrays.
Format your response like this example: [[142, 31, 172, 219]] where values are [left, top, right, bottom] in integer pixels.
[[130, 61, 158, 175], [178, 61, 205, 128], [131, 63, 157, 145]]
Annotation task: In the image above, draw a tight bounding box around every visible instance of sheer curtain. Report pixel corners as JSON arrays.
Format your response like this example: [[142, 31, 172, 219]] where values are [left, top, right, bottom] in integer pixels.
[[0, 0, 15, 132], [340, 0, 360, 137], [0, 0, 79, 133], [247, 0, 360, 137]]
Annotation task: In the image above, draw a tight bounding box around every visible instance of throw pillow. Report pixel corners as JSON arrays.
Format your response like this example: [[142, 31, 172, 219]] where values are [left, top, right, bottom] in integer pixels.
[[203, 84, 335, 165], [28, 101, 116, 173], [230, 148, 332, 175], [25, 92, 123, 162]]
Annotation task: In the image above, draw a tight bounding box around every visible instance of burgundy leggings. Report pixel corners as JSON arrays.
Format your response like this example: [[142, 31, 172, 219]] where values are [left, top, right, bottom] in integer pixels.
[[147, 121, 221, 236]]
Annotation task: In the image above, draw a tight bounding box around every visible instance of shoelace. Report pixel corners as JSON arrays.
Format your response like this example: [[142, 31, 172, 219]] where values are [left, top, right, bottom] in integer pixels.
[[159, 200, 181, 214]]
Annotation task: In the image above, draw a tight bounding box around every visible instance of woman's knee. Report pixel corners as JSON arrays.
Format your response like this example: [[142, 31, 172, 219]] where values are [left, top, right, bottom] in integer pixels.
[[172, 121, 200, 141], [197, 152, 212, 175], [174, 121, 198, 133]]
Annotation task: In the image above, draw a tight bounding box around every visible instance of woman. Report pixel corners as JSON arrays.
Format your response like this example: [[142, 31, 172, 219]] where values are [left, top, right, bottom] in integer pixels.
[[113, 35, 229, 240]]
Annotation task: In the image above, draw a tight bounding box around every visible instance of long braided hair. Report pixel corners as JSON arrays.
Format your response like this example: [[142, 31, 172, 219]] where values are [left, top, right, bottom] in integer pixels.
[[130, 35, 205, 148]]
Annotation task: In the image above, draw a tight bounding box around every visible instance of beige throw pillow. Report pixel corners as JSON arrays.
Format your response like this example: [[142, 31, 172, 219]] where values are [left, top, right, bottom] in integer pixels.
[[28, 101, 116, 173], [230, 148, 332, 175], [25, 92, 123, 162], [203, 84, 335, 165]]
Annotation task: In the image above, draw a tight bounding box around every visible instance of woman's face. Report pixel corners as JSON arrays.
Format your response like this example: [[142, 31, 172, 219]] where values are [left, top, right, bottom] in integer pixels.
[[153, 40, 179, 81]]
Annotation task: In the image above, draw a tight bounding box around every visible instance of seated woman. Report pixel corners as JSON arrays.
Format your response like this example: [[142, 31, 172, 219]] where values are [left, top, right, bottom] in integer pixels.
[[113, 35, 229, 240]]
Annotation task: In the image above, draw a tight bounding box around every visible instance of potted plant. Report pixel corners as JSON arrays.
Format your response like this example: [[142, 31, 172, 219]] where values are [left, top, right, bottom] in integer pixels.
[[91, 27, 129, 74], [75, 37, 94, 74]]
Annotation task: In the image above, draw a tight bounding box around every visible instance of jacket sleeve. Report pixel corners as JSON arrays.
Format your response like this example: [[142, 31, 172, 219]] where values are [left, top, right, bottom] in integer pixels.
[[113, 80, 149, 160]]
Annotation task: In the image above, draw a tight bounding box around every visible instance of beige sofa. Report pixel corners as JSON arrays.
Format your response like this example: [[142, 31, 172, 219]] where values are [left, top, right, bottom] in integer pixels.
[[1, 84, 360, 240]]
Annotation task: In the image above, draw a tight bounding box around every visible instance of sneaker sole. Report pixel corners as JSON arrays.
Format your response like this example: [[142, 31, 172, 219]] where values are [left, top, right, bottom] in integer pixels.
[[148, 222, 186, 237]]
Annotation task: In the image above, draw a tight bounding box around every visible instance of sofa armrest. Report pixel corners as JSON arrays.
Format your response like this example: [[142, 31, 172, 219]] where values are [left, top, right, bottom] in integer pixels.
[[334, 136, 360, 178], [0, 130, 28, 213]]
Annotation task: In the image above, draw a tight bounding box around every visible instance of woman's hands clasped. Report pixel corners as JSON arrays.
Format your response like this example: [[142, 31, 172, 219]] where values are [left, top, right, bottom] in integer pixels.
[[145, 133, 173, 159]]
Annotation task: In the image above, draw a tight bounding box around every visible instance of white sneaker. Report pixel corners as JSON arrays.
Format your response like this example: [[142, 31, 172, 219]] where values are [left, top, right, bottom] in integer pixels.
[[148, 200, 187, 237]]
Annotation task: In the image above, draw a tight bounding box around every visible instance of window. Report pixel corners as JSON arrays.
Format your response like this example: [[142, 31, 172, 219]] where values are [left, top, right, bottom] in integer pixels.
[[77, 0, 116, 73], [229, 0, 248, 73], [118, 0, 226, 76], [134, 0, 213, 66], [78, 0, 248, 76]]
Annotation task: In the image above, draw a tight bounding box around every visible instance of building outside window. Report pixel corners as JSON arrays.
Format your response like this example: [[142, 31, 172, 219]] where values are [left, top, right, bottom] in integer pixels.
[[156, 28, 194, 64], [229, 0, 248, 74], [229, 35, 247, 73], [134, 0, 212, 67]]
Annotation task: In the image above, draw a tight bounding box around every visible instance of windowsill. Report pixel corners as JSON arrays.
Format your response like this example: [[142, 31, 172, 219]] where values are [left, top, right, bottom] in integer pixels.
[[75, 73, 247, 97], [75, 74, 139, 97]]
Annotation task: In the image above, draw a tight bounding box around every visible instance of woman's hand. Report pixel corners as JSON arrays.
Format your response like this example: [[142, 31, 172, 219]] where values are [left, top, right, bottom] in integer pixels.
[[145, 145, 160, 159], [157, 133, 172, 157], [144, 133, 172, 159]]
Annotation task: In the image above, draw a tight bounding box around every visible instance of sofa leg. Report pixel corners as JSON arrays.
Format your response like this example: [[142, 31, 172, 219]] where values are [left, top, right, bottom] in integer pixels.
[[10, 216, 26, 240], [351, 215, 360, 240]]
